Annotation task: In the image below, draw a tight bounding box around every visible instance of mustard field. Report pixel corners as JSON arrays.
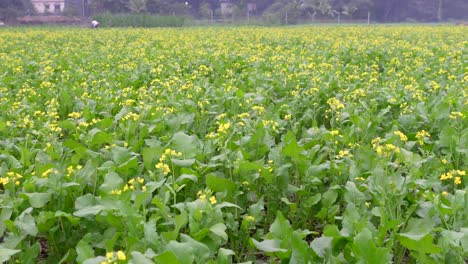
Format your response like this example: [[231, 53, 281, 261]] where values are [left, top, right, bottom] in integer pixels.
[[0, 26, 467, 263]]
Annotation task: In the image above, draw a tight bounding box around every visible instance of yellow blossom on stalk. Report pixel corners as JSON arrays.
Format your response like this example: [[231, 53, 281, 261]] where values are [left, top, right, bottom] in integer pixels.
[[197, 191, 207, 202], [246, 215, 255, 222], [106, 252, 114, 260], [441, 159, 448, 164], [449, 112, 464, 119], [237, 113, 250, 119], [442, 191, 449, 197], [164, 148, 182, 157], [125, 99, 135, 106], [393, 131, 408, 142], [216, 113, 227, 119], [155, 162, 170, 175], [440, 170, 465, 183], [252, 105, 265, 114], [206, 132, 218, 139], [416, 130, 430, 145], [42, 168, 54, 178], [209, 196, 217, 204], [116, 251, 126, 260], [68, 112, 82, 119], [327, 97, 345, 111], [284, 114, 292, 120], [217, 122, 231, 133], [336, 150, 353, 159]]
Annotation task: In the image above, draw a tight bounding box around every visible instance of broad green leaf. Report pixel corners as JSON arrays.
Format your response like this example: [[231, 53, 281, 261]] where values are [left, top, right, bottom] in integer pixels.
[[353, 228, 391, 263], [0, 247, 21, 263], [154, 251, 180, 264], [130, 251, 154, 264], [74, 205, 106, 217], [15, 208, 38, 236], [23, 193, 51, 208], [166, 241, 195, 264], [210, 223, 228, 241], [251, 238, 288, 253], [170, 132, 201, 158], [206, 174, 236, 193], [321, 189, 338, 207], [171, 158, 195, 167]]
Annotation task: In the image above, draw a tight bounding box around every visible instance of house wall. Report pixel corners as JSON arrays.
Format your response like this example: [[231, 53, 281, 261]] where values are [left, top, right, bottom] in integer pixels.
[[220, 3, 234, 16], [32, 1, 65, 14]]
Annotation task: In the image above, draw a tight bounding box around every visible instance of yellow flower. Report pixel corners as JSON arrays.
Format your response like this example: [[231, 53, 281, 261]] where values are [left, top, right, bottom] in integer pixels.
[[209, 196, 217, 204], [246, 215, 255, 222], [393, 131, 408, 142], [441, 191, 449, 197], [217, 122, 231, 134], [155, 162, 170, 175], [416, 130, 430, 145], [68, 112, 82, 119], [116, 250, 126, 260], [199, 194, 206, 202], [106, 252, 114, 260], [454, 177, 462, 185], [449, 111, 464, 119]]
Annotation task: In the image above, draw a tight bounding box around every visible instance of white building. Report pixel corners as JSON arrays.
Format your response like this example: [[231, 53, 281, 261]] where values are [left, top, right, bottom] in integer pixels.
[[220, 0, 234, 16], [32, 0, 65, 14]]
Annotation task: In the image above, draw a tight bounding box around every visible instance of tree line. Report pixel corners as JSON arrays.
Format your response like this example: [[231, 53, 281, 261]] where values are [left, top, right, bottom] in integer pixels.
[[1, 0, 467, 23]]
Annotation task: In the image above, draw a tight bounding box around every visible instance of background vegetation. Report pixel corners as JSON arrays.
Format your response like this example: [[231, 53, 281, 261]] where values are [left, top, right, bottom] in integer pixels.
[[1, 0, 467, 25]]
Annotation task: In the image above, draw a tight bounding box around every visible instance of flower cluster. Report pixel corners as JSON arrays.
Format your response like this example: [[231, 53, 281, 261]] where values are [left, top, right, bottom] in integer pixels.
[[0, 172, 23, 186], [155, 149, 182, 176], [100, 250, 126, 264], [440, 170, 465, 185]]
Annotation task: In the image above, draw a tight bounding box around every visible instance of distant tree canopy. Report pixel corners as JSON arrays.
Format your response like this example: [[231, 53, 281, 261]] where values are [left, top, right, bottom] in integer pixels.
[[1, 0, 467, 22], [87, 0, 468, 22], [0, 0, 34, 22]]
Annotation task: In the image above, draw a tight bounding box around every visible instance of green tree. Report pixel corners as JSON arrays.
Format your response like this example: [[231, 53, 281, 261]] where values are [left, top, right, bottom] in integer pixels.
[[128, 0, 148, 13], [0, 0, 34, 22]]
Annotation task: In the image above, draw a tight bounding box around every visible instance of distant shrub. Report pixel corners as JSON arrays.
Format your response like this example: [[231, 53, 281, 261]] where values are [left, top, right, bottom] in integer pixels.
[[93, 13, 185, 28]]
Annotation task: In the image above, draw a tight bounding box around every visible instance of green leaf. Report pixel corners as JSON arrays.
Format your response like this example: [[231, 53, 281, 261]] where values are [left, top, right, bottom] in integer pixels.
[[210, 223, 228, 241], [353, 228, 391, 263], [397, 233, 441, 254], [170, 132, 201, 158], [321, 189, 338, 207], [206, 174, 236, 193], [15, 208, 38, 236], [23, 193, 51, 208], [76, 238, 95, 263], [270, 211, 293, 239], [142, 147, 162, 170], [180, 234, 211, 262], [130, 251, 154, 264], [217, 248, 234, 264], [171, 158, 195, 167], [88, 128, 112, 147], [0, 247, 21, 263], [282, 131, 303, 160], [310, 236, 332, 258], [99, 171, 124, 193], [176, 174, 198, 183], [251, 238, 288, 253], [166, 241, 195, 264], [154, 251, 180, 264], [74, 205, 106, 217]]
